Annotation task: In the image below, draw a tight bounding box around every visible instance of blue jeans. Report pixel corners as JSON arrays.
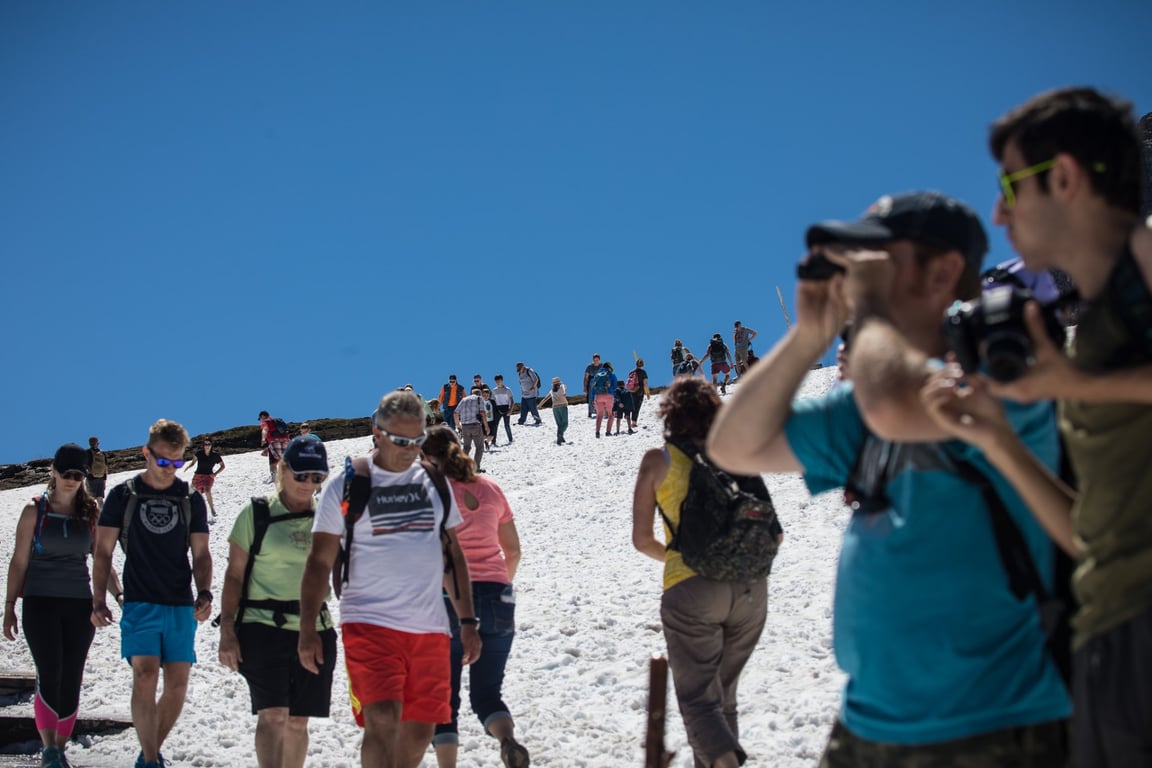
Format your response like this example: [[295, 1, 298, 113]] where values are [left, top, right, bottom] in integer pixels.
[[517, 397, 540, 424], [442, 406, 456, 427], [433, 582, 517, 743]]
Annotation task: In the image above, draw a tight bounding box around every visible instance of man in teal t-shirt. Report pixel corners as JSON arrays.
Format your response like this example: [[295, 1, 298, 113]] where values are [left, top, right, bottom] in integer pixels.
[[709, 191, 1069, 765]]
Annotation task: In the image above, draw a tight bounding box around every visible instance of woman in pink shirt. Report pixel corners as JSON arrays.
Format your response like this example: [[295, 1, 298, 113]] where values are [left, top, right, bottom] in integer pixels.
[[422, 426, 529, 768]]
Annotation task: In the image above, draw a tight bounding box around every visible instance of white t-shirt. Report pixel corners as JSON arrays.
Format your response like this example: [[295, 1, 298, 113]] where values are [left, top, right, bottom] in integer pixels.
[[314, 458, 461, 634]]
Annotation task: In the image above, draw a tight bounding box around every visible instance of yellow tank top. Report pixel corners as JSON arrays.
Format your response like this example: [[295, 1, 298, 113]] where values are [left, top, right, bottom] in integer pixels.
[[654, 442, 698, 590]]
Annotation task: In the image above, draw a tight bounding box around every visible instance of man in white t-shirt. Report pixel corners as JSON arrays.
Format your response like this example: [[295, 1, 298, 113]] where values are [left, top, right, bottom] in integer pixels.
[[298, 391, 480, 767]]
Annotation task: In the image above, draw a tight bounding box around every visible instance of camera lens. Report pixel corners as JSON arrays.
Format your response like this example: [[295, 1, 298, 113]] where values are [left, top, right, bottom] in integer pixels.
[[982, 330, 1033, 382]]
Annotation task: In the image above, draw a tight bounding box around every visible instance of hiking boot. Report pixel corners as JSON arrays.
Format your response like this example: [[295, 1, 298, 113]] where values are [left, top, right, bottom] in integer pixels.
[[628, 429, 635, 435], [595, 431, 600, 438], [500, 737, 531, 768], [40, 746, 63, 768]]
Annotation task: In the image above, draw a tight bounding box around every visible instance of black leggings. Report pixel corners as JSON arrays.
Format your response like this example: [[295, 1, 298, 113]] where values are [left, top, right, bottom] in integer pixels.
[[22, 596, 95, 723]]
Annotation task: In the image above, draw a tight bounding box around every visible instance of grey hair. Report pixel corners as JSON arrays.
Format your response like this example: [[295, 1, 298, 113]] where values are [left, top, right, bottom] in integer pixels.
[[374, 391, 425, 428]]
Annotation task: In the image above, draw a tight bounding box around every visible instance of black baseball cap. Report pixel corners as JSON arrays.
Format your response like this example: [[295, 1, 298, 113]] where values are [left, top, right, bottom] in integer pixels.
[[805, 191, 988, 268]]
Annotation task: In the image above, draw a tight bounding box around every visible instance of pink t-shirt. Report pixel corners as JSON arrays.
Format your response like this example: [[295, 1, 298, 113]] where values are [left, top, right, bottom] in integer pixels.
[[451, 475, 514, 583]]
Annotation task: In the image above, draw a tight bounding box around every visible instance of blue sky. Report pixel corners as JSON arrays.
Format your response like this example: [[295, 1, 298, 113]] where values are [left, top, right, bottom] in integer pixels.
[[1, 1, 1149, 463]]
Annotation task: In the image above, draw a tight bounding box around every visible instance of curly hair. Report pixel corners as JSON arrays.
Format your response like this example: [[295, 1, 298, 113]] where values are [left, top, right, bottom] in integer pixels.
[[421, 425, 477, 483], [658, 377, 721, 443]]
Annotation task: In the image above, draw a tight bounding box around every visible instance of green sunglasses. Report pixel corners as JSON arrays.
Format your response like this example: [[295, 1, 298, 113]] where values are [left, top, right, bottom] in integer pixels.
[[998, 158, 1106, 208]]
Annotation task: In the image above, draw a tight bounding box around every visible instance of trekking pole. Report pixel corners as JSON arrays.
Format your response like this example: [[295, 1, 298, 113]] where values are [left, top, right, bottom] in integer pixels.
[[644, 654, 675, 768], [776, 285, 792, 329]]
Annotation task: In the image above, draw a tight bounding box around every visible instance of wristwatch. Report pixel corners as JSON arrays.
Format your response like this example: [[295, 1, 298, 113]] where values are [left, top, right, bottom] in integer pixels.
[[459, 617, 480, 629]]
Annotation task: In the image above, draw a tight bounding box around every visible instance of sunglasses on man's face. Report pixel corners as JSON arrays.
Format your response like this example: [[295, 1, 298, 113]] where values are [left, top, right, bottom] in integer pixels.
[[292, 472, 328, 484], [60, 470, 86, 482], [377, 428, 428, 448], [150, 452, 187, 469]]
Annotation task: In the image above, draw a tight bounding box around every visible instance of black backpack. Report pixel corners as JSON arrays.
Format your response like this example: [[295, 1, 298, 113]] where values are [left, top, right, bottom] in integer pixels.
[[333, 455, 458, 599], [658, 438, 783, 582], [671, 346, 685, 365]]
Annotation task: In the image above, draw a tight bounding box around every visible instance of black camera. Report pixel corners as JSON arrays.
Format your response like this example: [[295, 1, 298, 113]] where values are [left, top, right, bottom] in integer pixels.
[[796, 252, 846, 281], [942, 285, 1065, 383]]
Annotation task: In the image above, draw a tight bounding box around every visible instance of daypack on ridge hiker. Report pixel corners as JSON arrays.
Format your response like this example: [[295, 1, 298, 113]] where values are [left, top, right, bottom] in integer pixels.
[[658, 438, 782, 582], [333, 455, 459, 600], [671, 346, 685, 366]]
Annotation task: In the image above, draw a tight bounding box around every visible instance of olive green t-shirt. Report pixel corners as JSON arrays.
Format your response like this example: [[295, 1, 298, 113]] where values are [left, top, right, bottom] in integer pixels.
[[1063, 294, 1152, 647], [228, 494, 332, 632]]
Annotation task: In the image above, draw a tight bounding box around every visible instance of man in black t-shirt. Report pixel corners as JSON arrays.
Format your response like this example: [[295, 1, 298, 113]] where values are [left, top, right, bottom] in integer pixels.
[[182, 438, 225, 522], [91, 419, 212, 768]]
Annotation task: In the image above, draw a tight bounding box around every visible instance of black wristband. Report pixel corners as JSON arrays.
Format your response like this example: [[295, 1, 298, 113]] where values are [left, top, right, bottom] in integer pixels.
[[197, 590, 213, 602], [459, 617, 479, 626]]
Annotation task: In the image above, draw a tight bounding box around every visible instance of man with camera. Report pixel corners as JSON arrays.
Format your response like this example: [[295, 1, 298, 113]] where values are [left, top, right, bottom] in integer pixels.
[[708, 191, 1070, 766], [921, 87, 1152, 766]]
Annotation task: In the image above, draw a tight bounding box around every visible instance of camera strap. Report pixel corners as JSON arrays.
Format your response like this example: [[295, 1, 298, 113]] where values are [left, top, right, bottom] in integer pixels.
[[946, 452, 1071, 688]]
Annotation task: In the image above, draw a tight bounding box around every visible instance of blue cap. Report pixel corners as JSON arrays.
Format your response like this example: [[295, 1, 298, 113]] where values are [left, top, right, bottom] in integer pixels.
[[283, 436, 328, 474]]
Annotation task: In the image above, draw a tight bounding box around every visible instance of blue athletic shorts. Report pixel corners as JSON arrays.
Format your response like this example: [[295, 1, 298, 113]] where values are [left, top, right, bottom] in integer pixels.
[[120, 602, 197, 664]]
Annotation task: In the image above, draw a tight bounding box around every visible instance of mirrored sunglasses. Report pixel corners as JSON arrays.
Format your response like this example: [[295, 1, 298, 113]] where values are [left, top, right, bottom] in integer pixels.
[[152, 455, 187, 469], [378, 428, 428, 448]]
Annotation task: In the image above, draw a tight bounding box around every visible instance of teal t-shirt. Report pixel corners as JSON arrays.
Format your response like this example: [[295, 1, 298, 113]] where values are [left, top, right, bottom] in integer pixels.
[[228, 495, 331, 632], [784, 383, 1069, 745]]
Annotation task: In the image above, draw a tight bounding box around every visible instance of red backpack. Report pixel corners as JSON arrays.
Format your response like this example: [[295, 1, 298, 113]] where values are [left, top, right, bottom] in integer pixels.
[[625, 369, 640, 392]]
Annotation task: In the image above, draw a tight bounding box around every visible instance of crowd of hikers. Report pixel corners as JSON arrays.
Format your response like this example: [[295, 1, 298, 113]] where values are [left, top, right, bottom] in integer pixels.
[[3, 86, 1152, 768]]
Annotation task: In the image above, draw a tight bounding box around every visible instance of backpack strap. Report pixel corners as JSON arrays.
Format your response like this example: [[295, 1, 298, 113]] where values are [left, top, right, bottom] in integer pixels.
[[119, 477, 194, 554], [1107, 244, 1152, 361], [334, 456, 373, 598], [420, 460, 461, 600], [234, 496, 318, 627], [942, 451, 1070, 687], [31, 493, 50, 555]]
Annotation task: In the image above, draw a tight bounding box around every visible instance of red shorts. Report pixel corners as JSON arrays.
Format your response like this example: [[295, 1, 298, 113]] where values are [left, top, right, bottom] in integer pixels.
[[191, 473, 215, 492], [710, 361, 731, 375], [342, 622, 450, 726]]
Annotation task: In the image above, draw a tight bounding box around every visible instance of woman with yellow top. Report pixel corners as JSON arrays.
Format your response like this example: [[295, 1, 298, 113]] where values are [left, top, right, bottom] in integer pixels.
[[631, 377, 777, 768]]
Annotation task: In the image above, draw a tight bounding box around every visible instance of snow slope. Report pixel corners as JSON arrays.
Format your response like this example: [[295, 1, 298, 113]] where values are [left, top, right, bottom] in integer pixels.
[[0, 368, 846, 767]]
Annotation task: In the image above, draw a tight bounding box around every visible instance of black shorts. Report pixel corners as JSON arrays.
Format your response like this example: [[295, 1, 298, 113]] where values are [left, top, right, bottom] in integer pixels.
[[237, 622, 337, 717], [86, 476, 107, 499]]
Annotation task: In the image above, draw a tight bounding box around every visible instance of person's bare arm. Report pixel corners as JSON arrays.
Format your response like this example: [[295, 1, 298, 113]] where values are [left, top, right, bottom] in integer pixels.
[[497, 521, 522, 582], [632, 449, 670, 561], [709, 273, 847, 474], [444, 529, 481, 665], [298, 532, 341, 674], [3, 504, 37, 640], [217, 541, 248, 671], [190, 533, 213, 621], [91, 526, 119, 627]]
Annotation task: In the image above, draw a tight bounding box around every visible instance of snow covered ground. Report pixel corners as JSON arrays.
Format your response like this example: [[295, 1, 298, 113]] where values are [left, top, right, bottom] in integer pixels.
[[0, 368, 846, 767]]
